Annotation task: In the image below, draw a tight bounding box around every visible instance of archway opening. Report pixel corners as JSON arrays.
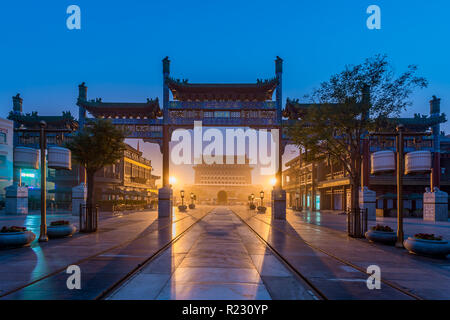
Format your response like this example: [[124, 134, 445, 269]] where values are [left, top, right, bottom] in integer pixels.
[[217, 190, 228, 205]]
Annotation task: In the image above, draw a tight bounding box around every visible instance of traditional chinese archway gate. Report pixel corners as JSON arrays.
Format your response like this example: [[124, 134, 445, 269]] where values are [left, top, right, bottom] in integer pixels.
[[76, 57, 289, 220]]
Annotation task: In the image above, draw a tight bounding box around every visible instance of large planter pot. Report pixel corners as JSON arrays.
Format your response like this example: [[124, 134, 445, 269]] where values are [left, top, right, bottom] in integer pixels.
[[188, 204, 195, 209], [257, 206, 267, 213], [178, 205, 187, 212], [365, 230, 397, 245], [249, 204, 256, 210], [0, 231, 36, 248], [403, 237, 450, 258], [47, 224, 77, 238]]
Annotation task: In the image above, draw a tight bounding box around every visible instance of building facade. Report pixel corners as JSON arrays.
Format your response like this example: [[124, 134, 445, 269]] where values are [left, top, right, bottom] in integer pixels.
[[0, 118, 14, 206], [7, 94, 159, 211], [94, 144, 159, 205], [187, 156, 261, 204], [283, 97, 449, 217]]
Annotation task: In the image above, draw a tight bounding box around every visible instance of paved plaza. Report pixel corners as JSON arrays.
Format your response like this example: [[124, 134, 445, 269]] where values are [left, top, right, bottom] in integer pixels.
[[0, 206, 449, 300]]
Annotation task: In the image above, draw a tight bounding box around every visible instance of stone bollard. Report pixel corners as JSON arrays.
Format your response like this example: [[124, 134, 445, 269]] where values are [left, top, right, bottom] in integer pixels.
[[359, 186, 376, 221], [271, 187, 286, 220], [158, 186, 173, 219], [72, 183, 87, 216], [5, 184, 28, 215], [423, 187, 448, 222]]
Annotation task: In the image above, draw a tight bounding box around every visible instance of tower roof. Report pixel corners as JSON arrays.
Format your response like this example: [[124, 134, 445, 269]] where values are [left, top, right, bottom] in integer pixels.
[[79, 98, 161, 118], [167, 78, 278, 102]]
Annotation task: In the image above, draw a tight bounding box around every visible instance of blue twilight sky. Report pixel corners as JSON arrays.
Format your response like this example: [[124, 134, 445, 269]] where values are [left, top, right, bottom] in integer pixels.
[[0, 0, 449, 184]]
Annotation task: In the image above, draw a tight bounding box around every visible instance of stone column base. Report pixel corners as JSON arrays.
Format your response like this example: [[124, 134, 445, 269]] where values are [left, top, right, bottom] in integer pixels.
[[423, 187, 448, 222], [72, 183, 87, 216], [271, 187, 286, 220], [5, 184, 28, 215], [158, 186, 173, 219], [359, 186, 376, 221]]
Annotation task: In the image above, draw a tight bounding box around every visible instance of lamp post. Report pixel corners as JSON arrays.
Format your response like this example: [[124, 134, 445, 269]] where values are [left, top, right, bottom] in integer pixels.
[[180, 190, 185, 206], [251, 193, 255, 205], [260, 190, 265, 207], [15, 121, 73, 242], [295, 191, 300, 210], [370, 124, 431, 248]]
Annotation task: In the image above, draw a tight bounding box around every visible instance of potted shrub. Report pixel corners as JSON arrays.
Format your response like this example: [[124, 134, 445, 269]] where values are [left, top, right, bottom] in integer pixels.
[[404, 233, 450, 258], [257, 206, 267, 213], [365, 224, 397, 245], [47, 220, 77, 238], [249, 203, 256, 210], [0, 226, 36, 248], [178, 204, 187, 212]]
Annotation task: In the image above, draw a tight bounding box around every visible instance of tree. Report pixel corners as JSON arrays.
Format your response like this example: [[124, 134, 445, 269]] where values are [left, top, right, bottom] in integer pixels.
[[66, 119, 127, 210], [288, 55, 427, 211]]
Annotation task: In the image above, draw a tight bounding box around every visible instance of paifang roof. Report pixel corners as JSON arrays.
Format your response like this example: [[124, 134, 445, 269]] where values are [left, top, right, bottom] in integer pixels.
[[166, 78, 278, 102], [79, 98, 161, 118], [284, 98, 447, 130]]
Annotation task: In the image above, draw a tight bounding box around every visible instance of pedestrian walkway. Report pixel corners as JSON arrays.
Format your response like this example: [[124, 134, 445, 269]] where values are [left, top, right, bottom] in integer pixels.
[[108, 207, 315, 300], [0, 207, 210, 299], [232, 206, 450, 299], [293, 209, 450, 239]]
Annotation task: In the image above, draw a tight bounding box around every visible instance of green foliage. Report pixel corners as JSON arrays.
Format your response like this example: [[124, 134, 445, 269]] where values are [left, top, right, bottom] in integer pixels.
[[65, 119, 127, 175], [287, 55, 427, 209], [288, 54, 427, 175]]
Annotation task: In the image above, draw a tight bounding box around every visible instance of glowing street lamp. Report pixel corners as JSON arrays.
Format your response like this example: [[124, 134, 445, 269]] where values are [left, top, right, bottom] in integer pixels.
[[270, 178, 277, 187], [180, 190, 185, 206], [169, 176, 176, 185]]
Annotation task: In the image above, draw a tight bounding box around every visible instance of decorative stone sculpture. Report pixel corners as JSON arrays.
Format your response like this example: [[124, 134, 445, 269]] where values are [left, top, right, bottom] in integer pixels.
[[423, 187, 448, 222], [271, 187, 286, 220], [359, 186, 376, 221], [72, 183, 87, 216]]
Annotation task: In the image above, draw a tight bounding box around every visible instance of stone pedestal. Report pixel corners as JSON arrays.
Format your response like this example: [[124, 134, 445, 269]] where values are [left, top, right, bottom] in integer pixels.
[[423, 187, 448, 222], [158, 186, 173, 219], [359, 186, 376, 221], [72, 183, 87, 216], [271, 187, 286, 220], [5, 184, 28, 215]]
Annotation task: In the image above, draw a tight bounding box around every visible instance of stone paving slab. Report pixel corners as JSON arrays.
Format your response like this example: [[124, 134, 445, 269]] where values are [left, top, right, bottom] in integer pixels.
[[108, 207, 316, 300]]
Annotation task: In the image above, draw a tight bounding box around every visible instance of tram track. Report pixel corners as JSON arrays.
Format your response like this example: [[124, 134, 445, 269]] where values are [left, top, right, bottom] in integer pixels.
[[232, 210, 327, 300], [95, 209, 210, 300], [0, 208, 210, 299], [233, 209, 423, 300]]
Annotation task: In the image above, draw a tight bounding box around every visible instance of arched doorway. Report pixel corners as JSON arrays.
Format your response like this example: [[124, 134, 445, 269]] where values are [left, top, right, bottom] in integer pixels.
[[217, 190, 228, 205]]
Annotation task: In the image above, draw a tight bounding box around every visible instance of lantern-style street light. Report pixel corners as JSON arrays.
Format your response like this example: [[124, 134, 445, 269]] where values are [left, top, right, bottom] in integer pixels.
[[15, 121, 73, 242], [370, 124, 432, 248], [180, 190, 185, 206], [260, 190, 265, 207]]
